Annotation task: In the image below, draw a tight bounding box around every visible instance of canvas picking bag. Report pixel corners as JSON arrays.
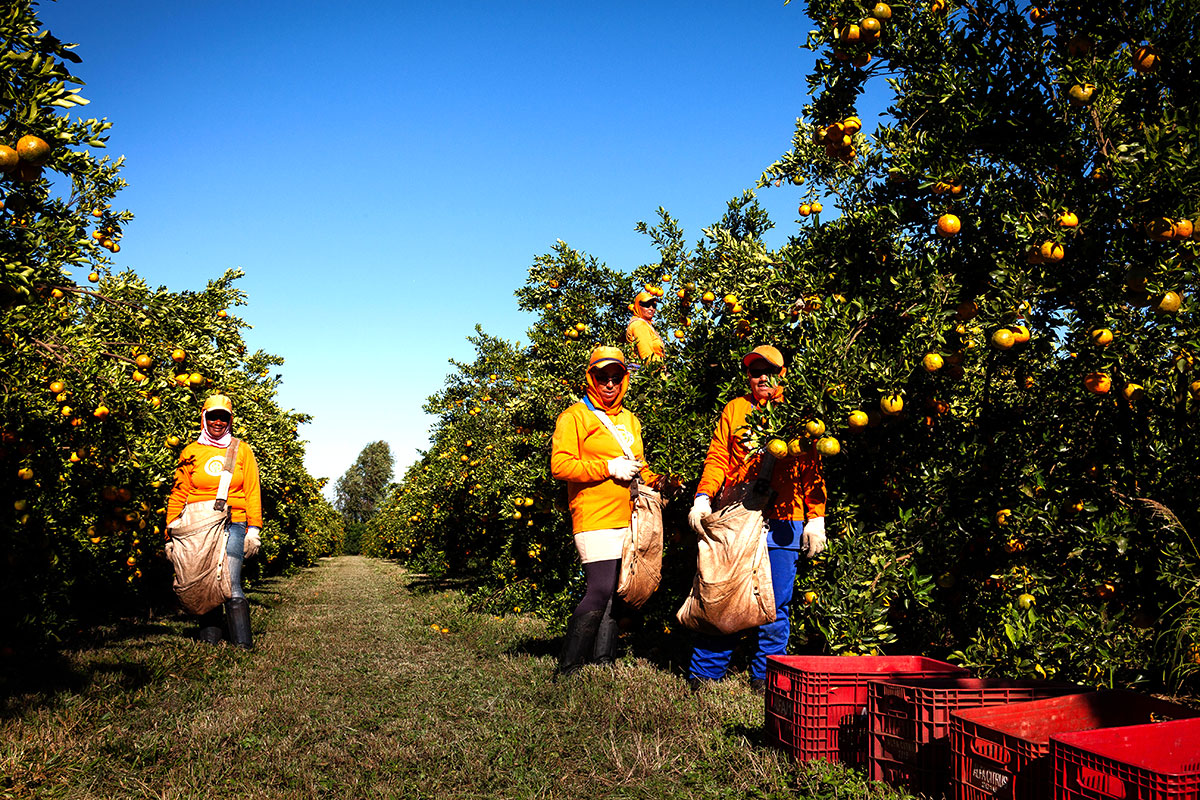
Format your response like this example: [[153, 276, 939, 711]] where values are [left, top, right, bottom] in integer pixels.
[[164, 439, 239, 615], [585, 401, 665, 608], [675, 462, 777, 636]]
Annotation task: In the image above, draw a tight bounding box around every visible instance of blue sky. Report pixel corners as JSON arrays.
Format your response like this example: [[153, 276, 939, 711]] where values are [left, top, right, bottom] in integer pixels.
[[37, 0, 876, 490]]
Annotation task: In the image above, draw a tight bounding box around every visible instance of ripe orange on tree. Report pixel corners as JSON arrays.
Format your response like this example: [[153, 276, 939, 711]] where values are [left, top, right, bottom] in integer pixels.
[[1058, 211, 1079, 227], [1084, 372, 1112, 394], [991, 329, 1015, 350], [880, 394, 904, 414], [806, 419, 826, 437], [0, 145, 18, 172], [848, 410, 869, 430], [1132, 45, 1158, 73], [1153, 291, 1182, 313], [765, 438, 789, 458], [937, 214, 961, 237], [815, 436, 841, 456], [922, 352, 944, 372], [872, 2, 892, 19], [1091, 328, 1113, 346], [15, 135, 50, 165]]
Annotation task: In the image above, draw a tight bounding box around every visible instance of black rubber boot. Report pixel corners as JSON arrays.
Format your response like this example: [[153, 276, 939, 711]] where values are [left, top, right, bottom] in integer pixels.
[[225, 597, 254, 651], [592, 599, 620, 665], [555, 609, 604, 678], [197, 607, 224, 645]]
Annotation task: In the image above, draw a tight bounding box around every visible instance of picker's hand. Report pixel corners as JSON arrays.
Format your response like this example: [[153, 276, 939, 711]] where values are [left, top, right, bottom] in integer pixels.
[[688, 495, 712, 536], [802, 517, 826, 558], [607, 457, 642, 482], [244, 526, 262, 558]]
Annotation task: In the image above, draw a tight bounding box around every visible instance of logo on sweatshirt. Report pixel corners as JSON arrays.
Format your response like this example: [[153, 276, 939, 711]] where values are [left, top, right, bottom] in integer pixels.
[[204, 455, 226, 477], [614, 424, 634, 449]]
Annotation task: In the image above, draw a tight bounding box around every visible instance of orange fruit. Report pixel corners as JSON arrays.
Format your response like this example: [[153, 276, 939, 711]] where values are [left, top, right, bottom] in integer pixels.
[[49, 380, 65, 394], [840, 24, 861, 43], [88, 272, 100, 283], [805, 419, 826, 437], [815, 436, 841, 456], [787, 438, 806, 457], [880, 394, 904, 414], [860, 17, 881, 35], [1040, 241, 1065, 262], [1083, 372, 1111, 394], [765, 438, 789, 458], [1009, 325, 1030, 344], [936, 214, 961, 237], [0, 145, 18, 172], [1017, 593, 1036, 610], [1090, 328, 1113, 346], [798, 204, 811, 217], [15, 135, 51, 165], [1122, 383, 1145, 402], [188, 372, 204, 386], [1058, 211, 1079, 227], [171, 349, 186, 363], [872, 2, 892, 19], [1153, 291, 1182, 313], [811, 201, 823, 213], [1067, 85, 1095, 107], [93, 406, 110, 419], [135, 354, 152, 369], [848, 410, 869, 430], [1132, 45, 1158, 73], [723, 293, 737, 305], [217, 309, 228, 318], [701, 291, 715, 304], [922, 353, 944, 372], [1174, 219, 1194, 239], [991, 329, 1015, 350]]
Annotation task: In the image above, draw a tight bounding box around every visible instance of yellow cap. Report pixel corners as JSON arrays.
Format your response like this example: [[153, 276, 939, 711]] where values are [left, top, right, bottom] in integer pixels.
[[202, 394, 233, 414], [742, 345, 785, 369], [588, 346, 627, 371]]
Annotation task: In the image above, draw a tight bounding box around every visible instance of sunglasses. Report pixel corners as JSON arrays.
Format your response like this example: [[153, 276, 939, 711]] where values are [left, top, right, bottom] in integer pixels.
[[207, 411, 232, 422], [590, 371, 626, 386], [747, 366, 781, 379]]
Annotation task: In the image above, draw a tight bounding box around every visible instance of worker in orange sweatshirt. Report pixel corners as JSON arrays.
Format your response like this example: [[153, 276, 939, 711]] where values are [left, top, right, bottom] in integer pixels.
[[626, 291, 664, 365], [167, 394, 263, 649], [551, 346, 659, 675], [685, 345, 827, 691]]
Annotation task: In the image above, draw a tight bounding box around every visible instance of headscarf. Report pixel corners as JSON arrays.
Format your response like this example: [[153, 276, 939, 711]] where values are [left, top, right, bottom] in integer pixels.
[[632, 291, 657, 322], [584, 346, 630, 413], [197, 393, 234, 448]]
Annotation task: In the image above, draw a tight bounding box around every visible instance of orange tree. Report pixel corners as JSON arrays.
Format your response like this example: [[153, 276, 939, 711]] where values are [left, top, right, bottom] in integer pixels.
[[1, 1, 341, 647], [370, 0, 1200, 688]]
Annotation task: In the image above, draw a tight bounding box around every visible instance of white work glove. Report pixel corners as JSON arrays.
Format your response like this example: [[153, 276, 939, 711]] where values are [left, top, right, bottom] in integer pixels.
[[607, 457, 641, 482], [244, 526, 261, 558], [688, 495, 712, 535], [802, 516, 826, 558]]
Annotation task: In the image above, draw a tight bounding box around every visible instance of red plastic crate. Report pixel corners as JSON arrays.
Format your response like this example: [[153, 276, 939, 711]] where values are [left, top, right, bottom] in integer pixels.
[[1053, 717, 1200, 800], [869, 677, 1083, 798], [764, 654, 969, 766], [950, 690, 1200, 800]]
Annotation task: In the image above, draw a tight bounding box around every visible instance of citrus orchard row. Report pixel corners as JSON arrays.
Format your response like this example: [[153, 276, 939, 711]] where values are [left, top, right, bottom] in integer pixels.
[[1, 1, 341, 648], [366, 0, 1199, 690]]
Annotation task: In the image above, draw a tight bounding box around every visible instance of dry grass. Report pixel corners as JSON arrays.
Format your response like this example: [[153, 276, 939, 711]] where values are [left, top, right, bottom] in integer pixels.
[[1, 556, 910, 800]]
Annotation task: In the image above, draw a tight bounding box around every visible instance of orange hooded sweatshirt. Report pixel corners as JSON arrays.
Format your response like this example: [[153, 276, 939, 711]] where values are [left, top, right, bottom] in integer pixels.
[[626, 293, 664, 361], [551, 347, 659, 533], [167, 441, 263, 527], [695, 393, 826, 522]]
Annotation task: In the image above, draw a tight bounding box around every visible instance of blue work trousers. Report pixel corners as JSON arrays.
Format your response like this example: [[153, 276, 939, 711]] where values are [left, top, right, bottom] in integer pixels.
[[225, 521, 246, 599], [688, 520, 804, 681]]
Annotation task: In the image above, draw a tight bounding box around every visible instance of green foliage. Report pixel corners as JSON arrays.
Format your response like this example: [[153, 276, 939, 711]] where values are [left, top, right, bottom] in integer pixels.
[[375, 0, 1200, 692], [334, 440, 394, 524], [0, 1, 340, 645]]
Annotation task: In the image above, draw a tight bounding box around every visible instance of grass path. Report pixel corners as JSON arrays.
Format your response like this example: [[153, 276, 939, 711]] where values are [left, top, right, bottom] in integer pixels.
[[1, 556, 889, 799]]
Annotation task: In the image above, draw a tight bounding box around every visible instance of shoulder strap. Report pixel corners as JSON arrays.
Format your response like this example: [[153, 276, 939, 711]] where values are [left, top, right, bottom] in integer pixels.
[[583, 398, 641, 500], [213, 438, 240, 512], [584, 397, 635, 460]]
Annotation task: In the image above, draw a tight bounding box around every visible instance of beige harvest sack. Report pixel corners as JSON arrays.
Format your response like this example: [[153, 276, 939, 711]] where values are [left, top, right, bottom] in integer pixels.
[[164, 439, 239, 615], [616, 484, 665, 608], [675, 482, 776, 635]]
